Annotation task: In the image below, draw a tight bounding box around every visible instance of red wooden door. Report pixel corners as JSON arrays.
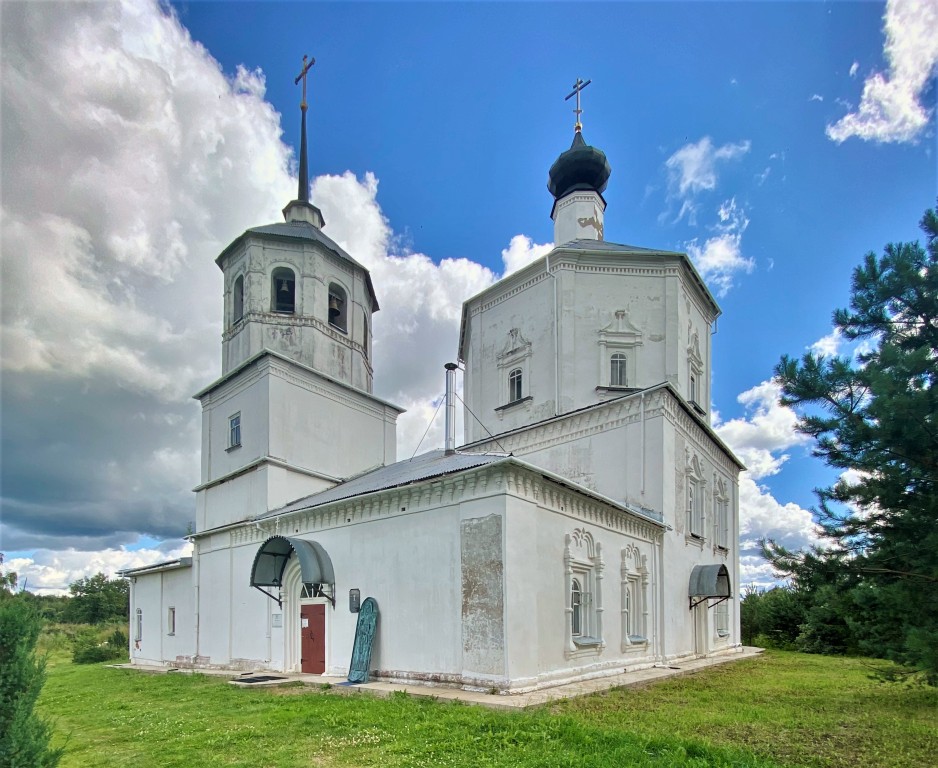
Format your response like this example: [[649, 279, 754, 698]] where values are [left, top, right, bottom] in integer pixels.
[[300, 604, 326, 674]]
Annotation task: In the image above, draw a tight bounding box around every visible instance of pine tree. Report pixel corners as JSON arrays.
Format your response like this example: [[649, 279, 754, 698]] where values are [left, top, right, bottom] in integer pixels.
[[766, 203, 938, 682]]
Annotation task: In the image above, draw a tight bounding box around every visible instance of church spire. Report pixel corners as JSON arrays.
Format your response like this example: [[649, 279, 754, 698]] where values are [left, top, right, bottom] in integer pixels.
[[283, 54, 325, 228], [295, 55, 314, 203]]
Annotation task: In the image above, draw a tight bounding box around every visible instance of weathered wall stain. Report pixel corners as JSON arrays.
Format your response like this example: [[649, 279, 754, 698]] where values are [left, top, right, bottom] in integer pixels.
[[461, 514, 504, 675]]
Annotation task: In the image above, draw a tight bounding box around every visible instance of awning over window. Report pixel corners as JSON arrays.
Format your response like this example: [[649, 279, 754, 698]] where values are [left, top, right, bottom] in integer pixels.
[[249, 535, 335, 588], [689, 564, 731, 599]]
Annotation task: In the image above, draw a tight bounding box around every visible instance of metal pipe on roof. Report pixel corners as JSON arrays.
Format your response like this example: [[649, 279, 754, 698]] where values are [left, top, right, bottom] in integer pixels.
[[444, 362, 458, 455]]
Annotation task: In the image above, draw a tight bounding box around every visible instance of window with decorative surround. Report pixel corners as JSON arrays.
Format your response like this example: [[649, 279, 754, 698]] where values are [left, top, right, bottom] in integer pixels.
[[597, 309, 642, 392], [564, 529, 604, 655], [687, 326, 705, 413], [496, 328, 532, 411], [621, 545, 649, 649], [686, 453, 706, 540], [714, 478, 730, 550]]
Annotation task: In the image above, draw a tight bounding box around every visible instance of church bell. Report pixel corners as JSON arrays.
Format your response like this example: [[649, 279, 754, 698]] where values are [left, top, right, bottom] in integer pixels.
[[328, 294, 341, 319]]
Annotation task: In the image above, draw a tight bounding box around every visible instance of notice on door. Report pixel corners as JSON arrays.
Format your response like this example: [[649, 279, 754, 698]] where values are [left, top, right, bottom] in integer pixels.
[[301, 618, 309, 628]]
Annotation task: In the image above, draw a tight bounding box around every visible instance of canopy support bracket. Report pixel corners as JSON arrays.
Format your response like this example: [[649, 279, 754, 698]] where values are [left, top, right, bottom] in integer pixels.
[[689, 595, 730, 611], [253, 584, 282, 609]]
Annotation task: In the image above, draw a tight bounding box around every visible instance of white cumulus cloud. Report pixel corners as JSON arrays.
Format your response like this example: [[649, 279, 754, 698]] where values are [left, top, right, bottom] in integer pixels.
[[827, 0, 938, 144], [716, 379, 822, 586], [501, 234, 554, 276], [684, 198, 754, 297], [0, 0, 510, 581], [665, 136, 751, 201]]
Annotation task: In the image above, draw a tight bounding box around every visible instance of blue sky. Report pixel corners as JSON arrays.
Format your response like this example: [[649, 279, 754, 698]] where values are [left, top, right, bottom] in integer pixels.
[[1, 0, 935, 590]]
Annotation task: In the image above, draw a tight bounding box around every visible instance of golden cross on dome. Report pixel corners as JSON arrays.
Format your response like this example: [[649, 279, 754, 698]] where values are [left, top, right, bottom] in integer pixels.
[[564, 78, 592, 133], [294, 54, 316, 111]]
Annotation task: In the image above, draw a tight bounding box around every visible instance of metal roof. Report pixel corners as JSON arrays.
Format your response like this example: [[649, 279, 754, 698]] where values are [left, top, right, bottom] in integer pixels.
[[258, 450, 510, 519], [554, 239, 684, 255], [689, 563, 732, 598], [118, 557, 192, 577]]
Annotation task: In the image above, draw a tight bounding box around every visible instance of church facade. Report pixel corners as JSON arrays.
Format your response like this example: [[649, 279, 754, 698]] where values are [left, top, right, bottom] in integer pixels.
[[121, 84, 743, 693]]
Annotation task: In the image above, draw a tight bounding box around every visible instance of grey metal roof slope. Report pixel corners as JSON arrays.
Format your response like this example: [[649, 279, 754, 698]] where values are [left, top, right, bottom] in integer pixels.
[[259, 450, 510, 519], [554, 239, 684, 256]]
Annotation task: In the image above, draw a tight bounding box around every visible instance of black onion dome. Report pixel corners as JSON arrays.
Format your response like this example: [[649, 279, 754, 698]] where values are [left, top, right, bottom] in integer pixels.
[[547, 131, 612, 199]]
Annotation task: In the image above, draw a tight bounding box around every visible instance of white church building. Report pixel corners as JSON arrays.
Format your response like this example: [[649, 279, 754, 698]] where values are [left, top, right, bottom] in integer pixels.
[[121, 76, 743, 693]]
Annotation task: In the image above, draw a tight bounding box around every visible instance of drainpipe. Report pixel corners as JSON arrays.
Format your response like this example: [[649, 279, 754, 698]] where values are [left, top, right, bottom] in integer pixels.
[[444, 362, 458, 455], [547, 254, 560, 416], [640, 391, 646, 498]]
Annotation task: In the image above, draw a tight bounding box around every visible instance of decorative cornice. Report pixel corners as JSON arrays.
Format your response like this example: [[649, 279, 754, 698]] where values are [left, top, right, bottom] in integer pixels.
[[232, 462, 661, 547], [658, 394, 741, 476]]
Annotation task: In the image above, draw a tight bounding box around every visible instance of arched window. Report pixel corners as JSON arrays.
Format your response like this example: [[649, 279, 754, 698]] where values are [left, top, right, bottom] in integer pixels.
[[508, 368, 523, 403], [610, 353, 627, 387], [328, 283, 347, 333], [271, 267, 296, 314], [232, 275, 244, 324], [571, 578, 582, 637]]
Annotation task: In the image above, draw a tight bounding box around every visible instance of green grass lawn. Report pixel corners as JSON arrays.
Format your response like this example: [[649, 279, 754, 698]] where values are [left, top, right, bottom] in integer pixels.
[[37, 651, 936, 768]]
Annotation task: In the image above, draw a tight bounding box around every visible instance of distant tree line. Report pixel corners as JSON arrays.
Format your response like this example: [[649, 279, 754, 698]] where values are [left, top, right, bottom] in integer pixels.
[[0, 564, 128, 625], [759, 203, 938, 684]]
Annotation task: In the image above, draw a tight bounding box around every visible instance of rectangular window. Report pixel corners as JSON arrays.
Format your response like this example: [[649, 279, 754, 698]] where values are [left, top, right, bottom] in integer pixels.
[[508, 368, 523, 403], [229, 413, 241, 448], [167, 607, 176, 636], [134, 608, 143, 643], [717, 497, 729, 549], [715, 600, 729, 638], [687, 480, 703, 537]]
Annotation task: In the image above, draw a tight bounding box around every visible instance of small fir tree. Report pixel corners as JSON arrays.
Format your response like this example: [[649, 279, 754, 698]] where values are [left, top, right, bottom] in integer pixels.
[[0, 597, 63, 768]]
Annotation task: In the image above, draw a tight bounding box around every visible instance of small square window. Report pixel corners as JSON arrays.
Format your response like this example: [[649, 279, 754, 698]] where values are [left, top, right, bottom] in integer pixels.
[[229, 413, 241, 449]]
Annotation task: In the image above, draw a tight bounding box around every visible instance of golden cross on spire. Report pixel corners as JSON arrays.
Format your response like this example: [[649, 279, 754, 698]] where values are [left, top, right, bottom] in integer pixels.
[[564, 77, 592, 133], [294, 54, 316, 111]]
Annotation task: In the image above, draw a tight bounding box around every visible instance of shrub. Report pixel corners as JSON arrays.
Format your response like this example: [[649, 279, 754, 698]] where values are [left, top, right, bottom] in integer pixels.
[[70, 627, 126, 665]]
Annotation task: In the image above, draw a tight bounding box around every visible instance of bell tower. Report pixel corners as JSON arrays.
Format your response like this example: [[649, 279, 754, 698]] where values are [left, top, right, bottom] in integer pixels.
[[215, 55, 378, 393], [193, 56, 402, 534]]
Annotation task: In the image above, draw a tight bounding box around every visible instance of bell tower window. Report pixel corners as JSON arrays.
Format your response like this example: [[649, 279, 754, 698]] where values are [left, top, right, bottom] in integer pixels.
[[328, 283, 348, 333], [271, 267, 296, 314], [232, 275, 244, 324]]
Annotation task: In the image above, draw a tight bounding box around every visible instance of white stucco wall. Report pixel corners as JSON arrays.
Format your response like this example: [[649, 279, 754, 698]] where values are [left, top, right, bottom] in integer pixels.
[[460, 246, 720, 443], [128, 564, 194, 667], [195, 354, 400, 532]]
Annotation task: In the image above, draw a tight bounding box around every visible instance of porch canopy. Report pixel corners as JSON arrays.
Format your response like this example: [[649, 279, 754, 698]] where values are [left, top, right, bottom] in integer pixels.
[[688, 563, 731, 609], [250, 535, 335, 588]]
